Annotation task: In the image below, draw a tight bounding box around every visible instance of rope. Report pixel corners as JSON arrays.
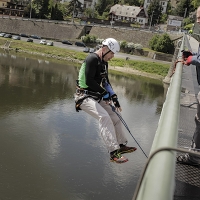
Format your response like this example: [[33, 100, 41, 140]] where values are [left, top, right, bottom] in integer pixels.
[[109, 104, 148, 158]]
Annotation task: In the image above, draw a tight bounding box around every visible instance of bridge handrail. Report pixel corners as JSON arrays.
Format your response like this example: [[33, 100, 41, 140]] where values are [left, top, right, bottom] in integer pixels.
[[133, 35, 186, 200]]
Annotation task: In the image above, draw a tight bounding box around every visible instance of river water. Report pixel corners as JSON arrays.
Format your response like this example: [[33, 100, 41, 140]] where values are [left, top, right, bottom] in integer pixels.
[[0, 50, 166, 200]]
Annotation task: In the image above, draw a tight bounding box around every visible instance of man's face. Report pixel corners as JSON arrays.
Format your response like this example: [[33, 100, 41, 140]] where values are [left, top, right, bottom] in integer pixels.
[[102, 46, 114, 62], [197, 7, 200, 24]]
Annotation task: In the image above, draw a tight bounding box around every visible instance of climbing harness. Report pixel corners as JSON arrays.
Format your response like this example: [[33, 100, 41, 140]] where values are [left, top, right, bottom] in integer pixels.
[[75, 87, 102, 112], [75, 56, 109, 112], [109, 104, 148, 158]]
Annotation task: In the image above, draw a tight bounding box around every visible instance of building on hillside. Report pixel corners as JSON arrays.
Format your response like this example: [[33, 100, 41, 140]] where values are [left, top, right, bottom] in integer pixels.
[[167, 15, 183, 31], [109, 4, 148, 26], [0, 0, 25, 16], [143, 0, 169, 13], [0, 0, 10, 7]]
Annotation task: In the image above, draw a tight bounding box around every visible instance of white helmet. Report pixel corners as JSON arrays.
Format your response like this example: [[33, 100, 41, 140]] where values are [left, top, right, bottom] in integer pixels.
[[102, 38, 120, 54]]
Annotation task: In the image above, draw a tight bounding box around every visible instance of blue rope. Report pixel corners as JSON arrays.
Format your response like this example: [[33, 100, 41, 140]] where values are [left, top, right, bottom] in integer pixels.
[[110, 104, 148, 158]]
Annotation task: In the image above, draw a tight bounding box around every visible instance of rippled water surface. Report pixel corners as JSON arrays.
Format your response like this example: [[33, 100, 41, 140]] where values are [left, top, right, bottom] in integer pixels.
[[0, 51, 166, 200]]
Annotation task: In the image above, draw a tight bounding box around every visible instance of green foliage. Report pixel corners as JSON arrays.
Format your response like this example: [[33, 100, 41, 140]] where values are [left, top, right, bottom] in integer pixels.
[[149, 34, 174, 54], [184, 23, 194, 30], [123, 0, 142, 6], [120, 41, 128, 49], [134, 44, 143, 49], [109, 58, 170, 77], [147, 0, 163, 25], [159, 14, 168, 24], [127, 42, 135, 48], [81, 35, 97, 43], [51, 3, 64, 20], [183, 17, 193, 26], [84, 8, 96, 18], [192, 0, 200, 9], [39, 0, 50, 19], [26, 0, 65, 20], [174, 0, 194, 17], [149, 35, 159, 50], [96, 38, 104, 44], [66, 0, 83, 17], [95, 0, 113, 16]]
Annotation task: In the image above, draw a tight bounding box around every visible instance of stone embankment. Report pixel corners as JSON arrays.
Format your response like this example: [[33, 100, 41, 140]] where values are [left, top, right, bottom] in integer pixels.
[[0, 18, 182, 48], [0, 17, 183, 62], [0, 18, 83, 41]]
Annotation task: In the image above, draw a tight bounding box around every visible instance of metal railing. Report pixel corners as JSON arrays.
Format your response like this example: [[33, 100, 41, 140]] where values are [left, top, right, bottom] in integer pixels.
[[132, 35, 186, 200]]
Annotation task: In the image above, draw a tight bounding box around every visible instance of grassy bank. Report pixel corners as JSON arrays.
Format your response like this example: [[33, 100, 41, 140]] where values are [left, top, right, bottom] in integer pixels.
[[0, 37, 170, 78]]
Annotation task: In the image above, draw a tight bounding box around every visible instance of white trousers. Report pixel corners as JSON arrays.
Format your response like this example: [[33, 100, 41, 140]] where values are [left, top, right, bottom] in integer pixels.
[[80, 97, 127, 152]]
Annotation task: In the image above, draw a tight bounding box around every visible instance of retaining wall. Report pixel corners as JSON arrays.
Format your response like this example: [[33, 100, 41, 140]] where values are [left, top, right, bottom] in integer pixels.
[[0, 18, 83, 41], [0, 18, 182, 61], [0, 18, 183, 47]]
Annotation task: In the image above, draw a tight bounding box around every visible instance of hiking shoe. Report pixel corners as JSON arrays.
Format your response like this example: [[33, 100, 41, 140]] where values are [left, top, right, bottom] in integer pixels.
[[119, 144, 137, 154], [110, 150, 128, 163], [177, 154, 200, 167]]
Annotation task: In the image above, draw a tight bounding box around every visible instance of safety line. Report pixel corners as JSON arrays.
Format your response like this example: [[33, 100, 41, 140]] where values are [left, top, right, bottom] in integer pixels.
[[110, 104, 148, 158]]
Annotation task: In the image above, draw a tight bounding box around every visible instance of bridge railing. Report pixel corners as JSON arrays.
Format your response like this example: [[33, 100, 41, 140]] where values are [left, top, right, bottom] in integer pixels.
[[132, 34, 187, 200]]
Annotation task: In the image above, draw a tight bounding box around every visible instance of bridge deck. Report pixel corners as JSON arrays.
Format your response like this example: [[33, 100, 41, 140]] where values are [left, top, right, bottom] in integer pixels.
[[174, 36, 200, 200]]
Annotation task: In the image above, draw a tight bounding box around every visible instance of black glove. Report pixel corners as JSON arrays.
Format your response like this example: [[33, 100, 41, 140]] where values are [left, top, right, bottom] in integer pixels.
[[181, 50, 192, 60], [111, 95, 121, 109]]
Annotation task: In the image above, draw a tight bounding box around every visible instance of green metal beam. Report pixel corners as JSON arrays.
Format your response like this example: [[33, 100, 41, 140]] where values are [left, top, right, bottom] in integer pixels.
[[133, 36, 186, 200]]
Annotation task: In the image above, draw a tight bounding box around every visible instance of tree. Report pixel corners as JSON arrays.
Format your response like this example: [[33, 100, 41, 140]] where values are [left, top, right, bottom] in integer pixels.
[[174, 0, 193, 17], [149, 34, 174, 54], [149, 34, 160, 50], [95, 0, 113, 16], [39, 0, 50, 19], [147, 0, 163, 25], [66, 0, 83, 17], [123, 0, 142, 6], [30, 0, 49, 19], [191, 0, 200, 10], [51, 3, 64, 20]]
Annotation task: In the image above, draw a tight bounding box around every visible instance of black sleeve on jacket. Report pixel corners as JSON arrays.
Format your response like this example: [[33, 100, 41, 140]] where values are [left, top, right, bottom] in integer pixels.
[[85, 53, 106, 94]]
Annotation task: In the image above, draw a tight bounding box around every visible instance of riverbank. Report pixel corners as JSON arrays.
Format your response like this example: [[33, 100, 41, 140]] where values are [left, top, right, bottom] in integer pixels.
[[0, 38, 170, 81]]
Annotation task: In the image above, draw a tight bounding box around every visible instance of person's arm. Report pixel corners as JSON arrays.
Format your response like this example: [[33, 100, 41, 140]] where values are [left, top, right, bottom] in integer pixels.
[[85, 56, 107, 95], [103, 63, 122, 111], [184, 54, 200, 66]]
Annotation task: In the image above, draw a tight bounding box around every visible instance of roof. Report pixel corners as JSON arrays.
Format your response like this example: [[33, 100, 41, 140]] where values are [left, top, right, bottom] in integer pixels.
[[109, 4, 144, 18], [168, 15, 184, 21]]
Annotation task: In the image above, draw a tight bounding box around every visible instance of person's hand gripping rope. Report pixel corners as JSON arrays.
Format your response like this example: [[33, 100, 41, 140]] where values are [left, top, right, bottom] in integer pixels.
[[102, 81, 122, 112]]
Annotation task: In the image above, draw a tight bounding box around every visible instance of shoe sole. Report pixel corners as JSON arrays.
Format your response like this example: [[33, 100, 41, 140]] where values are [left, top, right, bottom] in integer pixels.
[[120, 148, 137, 154], [110, 159, 128, 164], [110, 156, 129, 164]]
